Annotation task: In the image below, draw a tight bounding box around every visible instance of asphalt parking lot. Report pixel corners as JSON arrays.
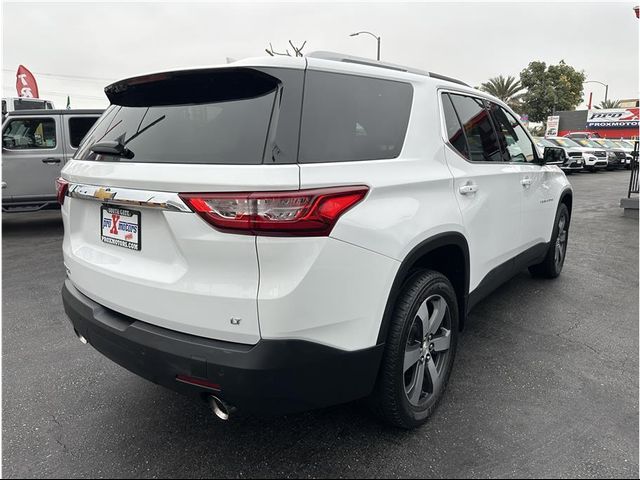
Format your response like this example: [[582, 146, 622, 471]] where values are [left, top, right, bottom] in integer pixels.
[[2, 169, 638, 479]]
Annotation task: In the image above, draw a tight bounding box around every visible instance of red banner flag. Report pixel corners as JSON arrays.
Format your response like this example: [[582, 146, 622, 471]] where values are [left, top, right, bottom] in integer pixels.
[[15, 65, 39, 98]]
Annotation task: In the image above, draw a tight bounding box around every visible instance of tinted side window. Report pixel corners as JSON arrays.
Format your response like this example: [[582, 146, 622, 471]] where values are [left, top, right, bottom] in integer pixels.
[[68, 117, 99, 148], [2, 117, 56, 150], [442, 93, 469, 159], [299, 71, 413, 163], [488, 103, 536, 163], [449, 94, 502, 162]]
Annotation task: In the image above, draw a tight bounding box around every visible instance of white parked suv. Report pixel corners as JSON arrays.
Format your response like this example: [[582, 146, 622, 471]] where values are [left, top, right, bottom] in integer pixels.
[[546, 137, 608, 172], [60, 53, 572, 429]]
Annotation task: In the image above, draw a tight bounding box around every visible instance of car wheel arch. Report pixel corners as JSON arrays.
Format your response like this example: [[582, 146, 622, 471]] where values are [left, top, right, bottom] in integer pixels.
[[376, 231, 470, 345], [560, 188, 573, 219]]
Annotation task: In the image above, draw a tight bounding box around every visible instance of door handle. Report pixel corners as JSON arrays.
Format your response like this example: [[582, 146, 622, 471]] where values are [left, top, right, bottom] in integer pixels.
[[521, 177, 532, 187], [459, 183, 478, 195], [42, 158, 61, 164]]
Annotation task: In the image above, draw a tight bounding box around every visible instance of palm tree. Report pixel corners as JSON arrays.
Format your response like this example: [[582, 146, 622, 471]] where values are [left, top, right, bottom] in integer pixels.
[[479, 75, 525, 111], [594, 99, 621, 109]]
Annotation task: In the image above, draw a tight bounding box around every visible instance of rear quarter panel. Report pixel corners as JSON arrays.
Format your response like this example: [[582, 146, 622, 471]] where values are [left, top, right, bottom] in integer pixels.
[[257, 75, 465, 351]]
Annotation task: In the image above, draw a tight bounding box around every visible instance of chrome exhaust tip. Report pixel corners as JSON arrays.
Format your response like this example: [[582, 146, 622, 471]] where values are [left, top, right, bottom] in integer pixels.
[[208, 395, 234, 421], [74, 329, 88, 345]]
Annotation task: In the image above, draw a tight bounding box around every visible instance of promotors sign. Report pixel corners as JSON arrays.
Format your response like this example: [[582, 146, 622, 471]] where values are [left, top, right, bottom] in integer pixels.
[[587, 108, 639, 129]]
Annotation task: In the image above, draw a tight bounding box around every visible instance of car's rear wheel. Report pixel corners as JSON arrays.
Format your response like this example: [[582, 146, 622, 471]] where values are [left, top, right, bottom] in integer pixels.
[[370, 270, 458, 429], [529, 203, 570, 278]]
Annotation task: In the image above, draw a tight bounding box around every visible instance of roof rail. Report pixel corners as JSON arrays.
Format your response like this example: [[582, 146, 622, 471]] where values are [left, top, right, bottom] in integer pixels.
[[427, 72, 470, 87], [307, 51, 430, 76], [306, 51, 470, 87]]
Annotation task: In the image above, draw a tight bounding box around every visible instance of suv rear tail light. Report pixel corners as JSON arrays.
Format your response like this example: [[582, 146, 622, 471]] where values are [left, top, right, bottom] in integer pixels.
[[56, 177, 69, 205], [180, 186, 369, 236]]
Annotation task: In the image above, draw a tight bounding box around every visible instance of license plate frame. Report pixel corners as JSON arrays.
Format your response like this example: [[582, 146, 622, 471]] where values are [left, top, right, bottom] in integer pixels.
[[100, 205, 142, 251]]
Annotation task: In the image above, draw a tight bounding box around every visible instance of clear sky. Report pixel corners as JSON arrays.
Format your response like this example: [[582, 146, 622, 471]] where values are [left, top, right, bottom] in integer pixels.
[[2, 1, 639, 110]]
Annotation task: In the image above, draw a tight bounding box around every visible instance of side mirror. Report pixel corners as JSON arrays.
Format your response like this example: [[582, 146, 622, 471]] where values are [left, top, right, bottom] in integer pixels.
[[2, 137, 16, 149], [542, 146, 565, 165]]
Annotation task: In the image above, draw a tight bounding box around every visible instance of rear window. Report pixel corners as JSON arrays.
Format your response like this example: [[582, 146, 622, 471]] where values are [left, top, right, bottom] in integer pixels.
[[299, 71, 413, 163], [13, 98, 48, 111], [75, 68, 290, 165]]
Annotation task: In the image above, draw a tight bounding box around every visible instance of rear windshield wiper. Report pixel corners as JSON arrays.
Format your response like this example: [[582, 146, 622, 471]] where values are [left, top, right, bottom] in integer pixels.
[[91, 114, 166, 159]]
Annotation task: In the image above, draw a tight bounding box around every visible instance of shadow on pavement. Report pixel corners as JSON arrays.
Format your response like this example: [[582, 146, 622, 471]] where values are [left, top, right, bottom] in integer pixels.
[[2, 210, 63, 237]]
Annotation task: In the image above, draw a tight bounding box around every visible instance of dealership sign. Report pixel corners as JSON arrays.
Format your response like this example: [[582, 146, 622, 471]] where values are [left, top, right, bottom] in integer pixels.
[[586, 108, 639, 129], [545, 116, 560, 137]]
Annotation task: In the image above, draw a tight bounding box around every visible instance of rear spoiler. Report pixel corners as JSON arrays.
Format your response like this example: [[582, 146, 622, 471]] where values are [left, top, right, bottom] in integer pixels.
[[104, 67, 280, 107]]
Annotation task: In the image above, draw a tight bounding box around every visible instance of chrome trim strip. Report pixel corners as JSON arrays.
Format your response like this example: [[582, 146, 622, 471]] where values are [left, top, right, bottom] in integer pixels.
[[67, 183, 191, 212]]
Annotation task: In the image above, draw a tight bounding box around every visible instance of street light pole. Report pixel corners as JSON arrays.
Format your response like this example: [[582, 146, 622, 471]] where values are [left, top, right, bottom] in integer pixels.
[[585, 80, 609, 103], [349, 31, 381, 61]]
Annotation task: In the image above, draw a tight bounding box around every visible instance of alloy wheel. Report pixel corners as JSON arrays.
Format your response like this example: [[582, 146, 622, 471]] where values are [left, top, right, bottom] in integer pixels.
[[403, 294, 452, 406], [555, 214, 568, 271]]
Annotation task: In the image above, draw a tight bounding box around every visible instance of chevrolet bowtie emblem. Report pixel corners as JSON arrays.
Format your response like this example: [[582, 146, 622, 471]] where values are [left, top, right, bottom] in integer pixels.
[[94, 188, 115, 201]]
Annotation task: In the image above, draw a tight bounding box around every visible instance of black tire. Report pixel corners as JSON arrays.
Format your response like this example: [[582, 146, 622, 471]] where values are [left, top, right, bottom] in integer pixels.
[[529, 203, 570, 278], [369, 270, 458, 429]]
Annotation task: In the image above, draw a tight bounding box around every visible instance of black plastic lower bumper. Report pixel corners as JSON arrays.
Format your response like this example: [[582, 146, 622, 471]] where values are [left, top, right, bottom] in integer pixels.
[[62, 280, 384, 415]]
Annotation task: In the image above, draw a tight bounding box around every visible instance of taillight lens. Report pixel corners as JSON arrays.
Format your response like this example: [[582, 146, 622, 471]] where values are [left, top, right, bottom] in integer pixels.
[[56, 177, 69, 205], [180, 186, 369, 236]]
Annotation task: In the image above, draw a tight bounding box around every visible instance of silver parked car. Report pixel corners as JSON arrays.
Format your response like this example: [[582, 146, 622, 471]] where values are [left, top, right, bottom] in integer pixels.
[[2, 109, 102, 212]]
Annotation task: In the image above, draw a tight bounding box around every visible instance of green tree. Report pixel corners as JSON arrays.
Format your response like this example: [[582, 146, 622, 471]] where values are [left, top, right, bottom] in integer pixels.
[[594, 99, 621, 109], [519, 60, 586, 122], [479, 75, 525, 112]]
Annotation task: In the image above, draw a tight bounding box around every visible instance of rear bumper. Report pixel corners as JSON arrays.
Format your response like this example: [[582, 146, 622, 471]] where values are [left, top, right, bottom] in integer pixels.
[[62, 279, 384, 415]]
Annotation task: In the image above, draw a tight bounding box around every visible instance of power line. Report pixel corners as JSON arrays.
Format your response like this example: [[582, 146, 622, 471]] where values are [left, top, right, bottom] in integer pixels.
[[2, 67, 116, 83], [2, 86, 106, 101]]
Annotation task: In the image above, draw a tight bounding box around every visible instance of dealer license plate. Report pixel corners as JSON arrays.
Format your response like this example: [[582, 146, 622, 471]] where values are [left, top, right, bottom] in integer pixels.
[[101, 206, 141, 251]]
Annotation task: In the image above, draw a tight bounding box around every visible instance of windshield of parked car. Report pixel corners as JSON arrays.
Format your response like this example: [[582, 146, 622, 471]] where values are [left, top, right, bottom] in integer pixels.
[[549, 137, 581, 148], [534, 138, 555, 148], [594, 139, 618, 149], [573, 139, 601, 148], [608, 140, 629, 149]]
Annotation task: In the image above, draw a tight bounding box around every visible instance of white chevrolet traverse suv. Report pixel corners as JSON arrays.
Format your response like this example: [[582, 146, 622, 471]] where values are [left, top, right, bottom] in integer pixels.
[[60, 52, 572, 429]]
